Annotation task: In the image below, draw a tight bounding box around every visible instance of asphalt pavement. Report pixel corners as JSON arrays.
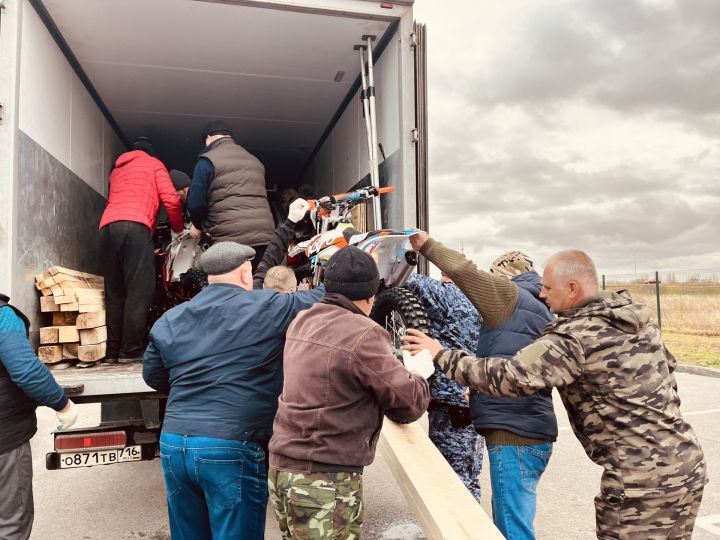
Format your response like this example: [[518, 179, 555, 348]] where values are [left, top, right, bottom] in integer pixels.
[[28, 372, 719, 539]]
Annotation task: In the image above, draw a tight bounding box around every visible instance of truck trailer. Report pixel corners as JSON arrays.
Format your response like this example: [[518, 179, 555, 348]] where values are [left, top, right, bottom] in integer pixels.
[[0, 0, 428, 469]]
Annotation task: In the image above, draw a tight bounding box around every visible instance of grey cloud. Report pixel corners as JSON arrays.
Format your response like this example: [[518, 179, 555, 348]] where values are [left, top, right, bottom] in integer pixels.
[[458, 0, 720, 122]]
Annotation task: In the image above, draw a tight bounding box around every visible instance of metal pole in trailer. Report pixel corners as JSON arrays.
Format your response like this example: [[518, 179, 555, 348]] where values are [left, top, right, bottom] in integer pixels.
[[355, 45, 374, 165], [364, 34, 382, 229]]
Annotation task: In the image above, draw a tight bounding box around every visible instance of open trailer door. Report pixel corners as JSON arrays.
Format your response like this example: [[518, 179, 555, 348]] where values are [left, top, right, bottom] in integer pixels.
[[413, 20, 429, 274]]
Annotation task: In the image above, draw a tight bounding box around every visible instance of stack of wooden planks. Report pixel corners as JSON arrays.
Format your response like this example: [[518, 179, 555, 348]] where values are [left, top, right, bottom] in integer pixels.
[[35, 266, 107, 367]]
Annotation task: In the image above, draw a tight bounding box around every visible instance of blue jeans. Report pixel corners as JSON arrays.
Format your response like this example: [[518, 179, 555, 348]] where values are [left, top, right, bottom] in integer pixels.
[[159, 433, 267, 540], [488, 442, 552, 540]]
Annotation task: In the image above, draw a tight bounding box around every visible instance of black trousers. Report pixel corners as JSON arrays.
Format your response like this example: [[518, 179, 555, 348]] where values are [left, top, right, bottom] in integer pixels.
[[99, 221, 155, 359]]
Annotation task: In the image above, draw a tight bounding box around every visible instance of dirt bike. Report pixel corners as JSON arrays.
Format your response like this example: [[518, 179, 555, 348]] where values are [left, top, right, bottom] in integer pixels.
[[287, 185, 430, 351], [147, 222, 207, 328]]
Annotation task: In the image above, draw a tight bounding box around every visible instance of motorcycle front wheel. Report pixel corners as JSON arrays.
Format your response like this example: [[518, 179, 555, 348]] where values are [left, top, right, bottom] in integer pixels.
[[370, 287, 430, 352], [371, 286, 431, 424]]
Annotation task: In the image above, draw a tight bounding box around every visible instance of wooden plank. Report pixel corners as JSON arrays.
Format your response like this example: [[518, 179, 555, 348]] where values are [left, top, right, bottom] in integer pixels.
[[62, 343, 79, 360], [58, 326, 79, 343], [47, 266, 85, 278], [54, 273, 104, 288], [37, 326, 77, 344], [40, 297, 60, 312], [41, 287, 53, 297], [52, 312, 78, 326], [78, 342, 106, 362], [39, 327, 59, 344], [48, 266, 103, 281], [72, 288, 104, 298], [60, 302, 80, 312], [76, 294, 104, 306], [53, 295, 77, 305], [79, 326, 107, 346], [38, 345, 64, 363], [78, 304, 103, 313], [48, 361, 74, 370], [76, 311, 106, 329], [50, 284, 63, 296], [379, 421, 504, 540], [42, 276, 57, 288]]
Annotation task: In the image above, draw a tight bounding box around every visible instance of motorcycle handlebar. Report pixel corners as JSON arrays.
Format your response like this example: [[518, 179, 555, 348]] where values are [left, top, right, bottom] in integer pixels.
[[306, 185, 395, 211]]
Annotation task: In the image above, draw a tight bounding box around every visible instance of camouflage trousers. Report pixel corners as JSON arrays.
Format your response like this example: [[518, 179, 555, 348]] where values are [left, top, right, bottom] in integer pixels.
[[429, 404, 484, 502], [268, 467, 363, 539], [595, 486, 704, 540]]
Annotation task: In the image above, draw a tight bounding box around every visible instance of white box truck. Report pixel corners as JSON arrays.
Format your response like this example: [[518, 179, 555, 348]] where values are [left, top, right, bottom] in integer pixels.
[[0, 0, 428, 469]]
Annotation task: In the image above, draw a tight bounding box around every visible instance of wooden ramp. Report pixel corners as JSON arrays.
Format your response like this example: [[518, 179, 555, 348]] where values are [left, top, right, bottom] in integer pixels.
[[380, 421, 504, 540]]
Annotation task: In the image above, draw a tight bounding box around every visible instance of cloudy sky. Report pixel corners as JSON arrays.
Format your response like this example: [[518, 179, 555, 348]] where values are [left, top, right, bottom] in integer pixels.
[[413, 0, 720, 276]]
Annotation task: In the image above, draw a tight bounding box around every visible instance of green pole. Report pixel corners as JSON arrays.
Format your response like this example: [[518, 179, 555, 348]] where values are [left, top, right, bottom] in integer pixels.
[[655, 271, 661, 329]]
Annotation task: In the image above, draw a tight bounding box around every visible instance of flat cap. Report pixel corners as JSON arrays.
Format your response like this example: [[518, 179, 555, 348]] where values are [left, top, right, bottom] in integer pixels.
[[202, 120, 233, 141], [200, 242, 255, 275]]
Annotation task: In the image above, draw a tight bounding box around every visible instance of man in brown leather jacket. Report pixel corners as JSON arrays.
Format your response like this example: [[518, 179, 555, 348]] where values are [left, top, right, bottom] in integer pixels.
[[268, 246, 431, 539]]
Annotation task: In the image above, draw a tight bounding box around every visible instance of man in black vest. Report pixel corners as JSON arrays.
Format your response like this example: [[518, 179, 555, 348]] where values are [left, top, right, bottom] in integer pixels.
[[187, 121, 275, 271], [0, 295, 79, 540]]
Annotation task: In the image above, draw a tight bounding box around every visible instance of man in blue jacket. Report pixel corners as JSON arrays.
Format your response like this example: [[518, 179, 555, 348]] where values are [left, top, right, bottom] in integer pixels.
[[143, 242, 322, 540], [1, 294, 78, 540]]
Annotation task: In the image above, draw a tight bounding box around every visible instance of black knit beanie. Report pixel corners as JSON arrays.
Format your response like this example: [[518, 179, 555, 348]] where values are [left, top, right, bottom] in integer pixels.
[[324, 246, 380, 301], [132, 136, 156, 157]]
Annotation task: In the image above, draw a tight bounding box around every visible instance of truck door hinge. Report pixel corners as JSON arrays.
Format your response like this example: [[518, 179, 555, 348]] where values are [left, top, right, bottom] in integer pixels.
[[0, 102, 4, 125], [411, 128, 419, 144], [410, 32, 418, 49]]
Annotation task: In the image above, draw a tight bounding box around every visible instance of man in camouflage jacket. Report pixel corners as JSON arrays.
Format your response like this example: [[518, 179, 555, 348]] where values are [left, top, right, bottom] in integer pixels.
[[405, 273, 484, 501], [404, 248, 707, 539]]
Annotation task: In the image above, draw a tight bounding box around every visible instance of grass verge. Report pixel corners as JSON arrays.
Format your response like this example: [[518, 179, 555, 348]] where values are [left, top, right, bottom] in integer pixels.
[[662, 331, 720, 369]]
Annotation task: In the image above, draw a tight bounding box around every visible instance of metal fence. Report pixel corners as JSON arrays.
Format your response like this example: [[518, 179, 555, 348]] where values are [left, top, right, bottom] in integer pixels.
[[601, 269, 720, 334]]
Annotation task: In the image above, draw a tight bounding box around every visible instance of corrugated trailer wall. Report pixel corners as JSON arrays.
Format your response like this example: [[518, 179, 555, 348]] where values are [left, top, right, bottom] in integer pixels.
[[9, 0, 123, 332]]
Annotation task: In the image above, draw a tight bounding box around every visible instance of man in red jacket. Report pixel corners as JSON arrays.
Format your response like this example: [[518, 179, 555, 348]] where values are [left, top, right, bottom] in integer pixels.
[[99, 137, 184, 364]]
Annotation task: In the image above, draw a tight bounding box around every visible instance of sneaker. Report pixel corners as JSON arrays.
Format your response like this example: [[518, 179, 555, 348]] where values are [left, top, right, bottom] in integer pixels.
[[117, 356, 143, 364]]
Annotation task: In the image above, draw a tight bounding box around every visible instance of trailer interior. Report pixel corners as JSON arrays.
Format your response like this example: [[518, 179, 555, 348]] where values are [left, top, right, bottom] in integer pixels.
[[36, 0, 404, 192], [6, 0, 426, 330]]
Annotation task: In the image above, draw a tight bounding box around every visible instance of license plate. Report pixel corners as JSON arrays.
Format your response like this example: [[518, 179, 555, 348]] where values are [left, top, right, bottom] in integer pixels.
[[58, 445, 142, 468]]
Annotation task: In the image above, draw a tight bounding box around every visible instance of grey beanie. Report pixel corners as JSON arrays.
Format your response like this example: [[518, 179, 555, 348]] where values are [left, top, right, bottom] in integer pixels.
[[324, 246, 380, 301], [200, 242, 255, 275], [169, 169, 191, 190]]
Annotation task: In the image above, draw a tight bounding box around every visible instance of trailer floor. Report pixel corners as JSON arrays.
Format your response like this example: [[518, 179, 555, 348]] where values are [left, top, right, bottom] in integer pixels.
[[50, 362, 156, 399]]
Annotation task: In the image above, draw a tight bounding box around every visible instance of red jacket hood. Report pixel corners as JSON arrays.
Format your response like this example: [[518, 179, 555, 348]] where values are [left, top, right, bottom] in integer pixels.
[[114, 150, 151, 168]]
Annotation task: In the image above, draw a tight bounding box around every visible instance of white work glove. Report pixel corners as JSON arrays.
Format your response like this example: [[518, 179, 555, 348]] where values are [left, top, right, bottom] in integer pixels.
[[401, 349, 435, 379], [171, 230, 180, 243], [288, 198, 310, 223], [56, 400, 79, 430]]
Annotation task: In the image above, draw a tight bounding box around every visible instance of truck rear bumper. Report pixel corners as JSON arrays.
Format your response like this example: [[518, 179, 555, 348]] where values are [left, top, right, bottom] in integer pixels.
[[45, 423, 160, 470]]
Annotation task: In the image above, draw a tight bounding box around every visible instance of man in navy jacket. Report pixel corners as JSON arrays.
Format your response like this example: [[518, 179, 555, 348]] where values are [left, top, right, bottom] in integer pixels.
[[143, 242, 322, 540], [406, 235, 557, 540]]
